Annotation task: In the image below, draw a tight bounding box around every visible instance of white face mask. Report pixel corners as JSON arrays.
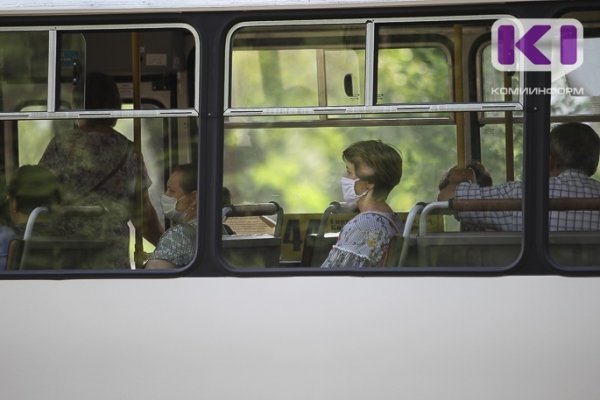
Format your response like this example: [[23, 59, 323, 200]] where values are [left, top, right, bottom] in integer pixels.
[[340, 176, 368, 205], [160, 194, 186, 223]]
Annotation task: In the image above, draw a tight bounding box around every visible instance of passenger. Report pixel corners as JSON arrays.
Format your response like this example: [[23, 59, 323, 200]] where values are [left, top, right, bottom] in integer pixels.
[[0, 165, 61, 270], [438, 122, 600, 231], [38, 72, 163, 268], [146, 164, 197, 269], [321, 140, 403, 268], [439, 160, 493, 231]]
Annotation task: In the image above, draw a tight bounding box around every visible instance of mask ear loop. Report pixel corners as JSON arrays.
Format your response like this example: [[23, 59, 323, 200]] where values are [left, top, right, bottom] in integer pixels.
[[354, 174, 375, 197]]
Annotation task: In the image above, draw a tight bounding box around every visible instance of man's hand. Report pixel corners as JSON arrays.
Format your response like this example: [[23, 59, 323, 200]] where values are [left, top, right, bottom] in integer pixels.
[[437, 167, 476, 201]]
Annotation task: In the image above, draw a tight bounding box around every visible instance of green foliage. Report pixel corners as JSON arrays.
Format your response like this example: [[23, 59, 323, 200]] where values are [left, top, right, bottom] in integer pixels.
[[226, 45, 458, 213]]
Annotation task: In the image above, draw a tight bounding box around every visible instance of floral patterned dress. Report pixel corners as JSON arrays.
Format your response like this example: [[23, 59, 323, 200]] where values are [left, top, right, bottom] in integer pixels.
[[321, 211, 402, 268]]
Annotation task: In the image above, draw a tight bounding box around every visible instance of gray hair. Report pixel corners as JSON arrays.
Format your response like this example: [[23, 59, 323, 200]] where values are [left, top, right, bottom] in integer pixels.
[[549, 122, 600, 176]]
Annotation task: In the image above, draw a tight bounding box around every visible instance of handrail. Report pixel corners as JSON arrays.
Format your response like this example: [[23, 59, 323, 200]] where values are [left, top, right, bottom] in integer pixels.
[[223, 201, 284, 237], [397, 202, 425, 267], [224, 201, 281, 217], [23, 206, 49, 241], [449, 198, 600, 212], [418, 201, 451, 236], [20, 205, 109, 270], [23, 205, 108, 241], [416, 198, 600, 236], [316, 201, 357, 236]]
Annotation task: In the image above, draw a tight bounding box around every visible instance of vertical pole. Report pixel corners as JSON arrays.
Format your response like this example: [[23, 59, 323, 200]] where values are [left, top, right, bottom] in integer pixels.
[[131, 32, 144, 268], [504, 71, 515, 181], [453, 25, 465, 168]]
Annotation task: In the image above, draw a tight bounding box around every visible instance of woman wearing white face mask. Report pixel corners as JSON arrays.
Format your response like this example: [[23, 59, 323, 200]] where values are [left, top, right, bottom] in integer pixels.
[[321, 140, 403, 268], [146, 164, 197, 269]]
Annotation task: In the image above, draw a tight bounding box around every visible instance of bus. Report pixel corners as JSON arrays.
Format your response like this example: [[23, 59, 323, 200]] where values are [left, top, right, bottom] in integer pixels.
[[1, 1, 600, 399]]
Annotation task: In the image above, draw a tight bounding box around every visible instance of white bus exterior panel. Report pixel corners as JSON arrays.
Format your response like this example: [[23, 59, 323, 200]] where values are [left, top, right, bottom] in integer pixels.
[[0, 0, 554, 15], [1, 276, 599, 400]]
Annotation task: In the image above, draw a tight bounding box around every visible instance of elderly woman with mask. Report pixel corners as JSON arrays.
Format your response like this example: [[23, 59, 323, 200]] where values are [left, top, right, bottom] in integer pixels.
[[146, 164, 197, 269], [321, 140, 403, 268]]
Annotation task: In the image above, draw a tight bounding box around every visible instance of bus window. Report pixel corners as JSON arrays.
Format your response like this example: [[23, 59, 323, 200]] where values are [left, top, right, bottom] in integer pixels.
[[229, 24, 365, 108], [224, 18, 524, 270], [17, 107, 68, 166], [376, 25, 451, 104], [0, 31, 49, 112], [2, 24, 199, 272], [545, 12, 600, 270]]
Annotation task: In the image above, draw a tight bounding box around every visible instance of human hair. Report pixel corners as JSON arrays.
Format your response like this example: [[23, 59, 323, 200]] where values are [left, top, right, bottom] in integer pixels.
[[8, 165, 61, 214], [549, 122, 600, 176], [83, 72, 122, 127], [172, 164, 197, 194], [467, 160, 493, 187], [343, 140, 403, 200]]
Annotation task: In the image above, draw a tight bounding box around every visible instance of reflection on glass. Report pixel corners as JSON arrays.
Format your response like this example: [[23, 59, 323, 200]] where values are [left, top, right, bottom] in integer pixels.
[[6, 116, 194, 271], [0, 31, 49, 112]]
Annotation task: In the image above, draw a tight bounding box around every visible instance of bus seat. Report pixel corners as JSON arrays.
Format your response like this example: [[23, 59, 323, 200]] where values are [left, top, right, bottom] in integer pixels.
[[383, 235, 404, 267], [416, 200, 600, 268], [394, 202, 426, 267], [300, 201, 357, 267], [549, 232, 600, 267], [222, 201, 284, 267], [415, 201, 521, 267], [7, 205, 118, 270]]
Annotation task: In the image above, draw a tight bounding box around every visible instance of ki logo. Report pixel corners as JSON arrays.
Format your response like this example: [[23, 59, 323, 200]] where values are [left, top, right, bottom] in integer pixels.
[[492, 18, 583, 81]]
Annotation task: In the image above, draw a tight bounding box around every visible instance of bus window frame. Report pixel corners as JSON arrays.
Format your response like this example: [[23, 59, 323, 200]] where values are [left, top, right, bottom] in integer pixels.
[[0, 21, 202, 277], [0, 23, 201, 121], [224, 14, 523, 120]]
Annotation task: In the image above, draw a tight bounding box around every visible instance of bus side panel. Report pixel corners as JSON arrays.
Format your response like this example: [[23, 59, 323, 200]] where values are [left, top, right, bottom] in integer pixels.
[[0, 277, 599, 400]]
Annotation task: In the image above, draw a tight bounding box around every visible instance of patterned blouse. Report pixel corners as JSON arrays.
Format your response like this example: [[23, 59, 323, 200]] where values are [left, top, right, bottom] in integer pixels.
[[39, 126, 152, 269], [455, 169, 600, 231], [148, 220, 197, 268], [321, 211, 402, 268]]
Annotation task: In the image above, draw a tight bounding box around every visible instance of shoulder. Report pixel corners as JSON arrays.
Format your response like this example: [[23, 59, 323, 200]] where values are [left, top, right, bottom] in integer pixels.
[[159, 222, 196, 243], [0, 226, 16, 241], [456, 181, 521, 199], [345, 212, 400, 233]]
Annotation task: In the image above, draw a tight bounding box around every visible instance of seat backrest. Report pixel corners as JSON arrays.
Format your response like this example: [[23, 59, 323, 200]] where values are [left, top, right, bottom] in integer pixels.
[[223, 201, 284, 237], [221, 202, 285, 267], [300, 202, 357, 267], [8, 205, 119, 270]]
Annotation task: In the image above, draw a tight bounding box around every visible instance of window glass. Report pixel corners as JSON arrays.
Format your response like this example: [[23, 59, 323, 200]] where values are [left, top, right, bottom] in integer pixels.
[[229, 24, 365, 108], [2, 25, 199, 273], [479, 43, 523, 120], [0, 31, 49, 112], [11, 115, 194, 271], [377, 25, 451, 104], [480, 123, 524, 185], [223, 115, 524, 269], [224, 20, 524, 271], [545, 13, 600, 270], [545, 120, 600, 269]]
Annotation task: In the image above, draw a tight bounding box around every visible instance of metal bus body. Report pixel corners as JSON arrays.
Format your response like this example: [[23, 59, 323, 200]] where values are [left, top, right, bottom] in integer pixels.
[[1, 1, 600, 399]]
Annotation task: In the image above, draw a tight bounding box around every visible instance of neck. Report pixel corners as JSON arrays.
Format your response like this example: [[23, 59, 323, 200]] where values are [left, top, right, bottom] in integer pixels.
[[357, 194, 392, 213]]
